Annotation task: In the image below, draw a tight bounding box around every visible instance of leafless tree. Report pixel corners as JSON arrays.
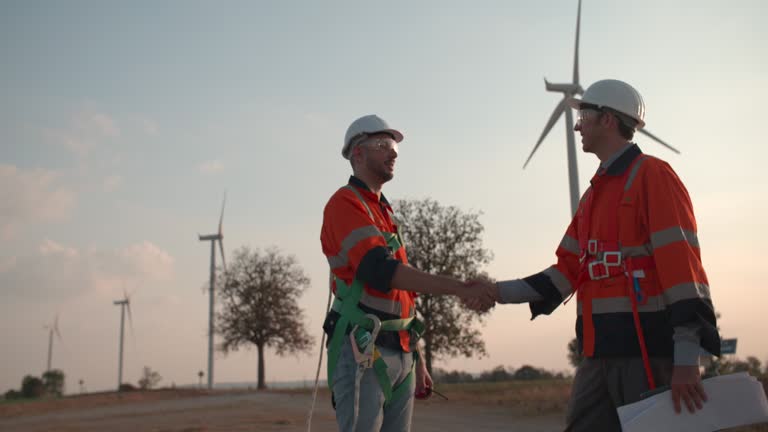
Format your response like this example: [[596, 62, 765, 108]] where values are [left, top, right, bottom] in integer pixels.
[[216, 246, 313, 389], [393, 198, 493, 373], [138, 366, 162, 390]]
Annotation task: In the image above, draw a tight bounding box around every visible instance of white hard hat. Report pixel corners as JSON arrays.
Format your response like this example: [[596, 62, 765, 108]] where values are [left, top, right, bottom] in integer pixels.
[[567, 79, 646, 129], [342, 114, 403, 160]]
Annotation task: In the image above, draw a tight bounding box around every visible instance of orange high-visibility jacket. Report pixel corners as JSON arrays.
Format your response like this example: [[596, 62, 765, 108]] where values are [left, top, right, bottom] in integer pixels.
[[321, 176, 417, 352], [527, 145, 720, 358]]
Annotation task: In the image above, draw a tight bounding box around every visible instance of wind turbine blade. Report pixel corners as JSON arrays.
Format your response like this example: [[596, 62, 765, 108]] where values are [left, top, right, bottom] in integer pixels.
[[218, 240, 227, 274], [638, 128, 681, 154], [126, 298, 135, 336], [573, 0, 581, 85], [524, 97, 567, 168], [218, 192, 226, 236], [54, 316, 62, 341]]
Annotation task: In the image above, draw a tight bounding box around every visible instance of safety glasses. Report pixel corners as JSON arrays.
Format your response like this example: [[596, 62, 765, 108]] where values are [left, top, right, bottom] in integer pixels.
[[576, 108, 602, 124], [363, 138, 398, 154]]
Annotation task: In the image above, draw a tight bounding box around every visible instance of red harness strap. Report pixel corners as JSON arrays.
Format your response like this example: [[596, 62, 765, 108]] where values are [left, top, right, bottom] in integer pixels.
[[626, 256, 656, 390]]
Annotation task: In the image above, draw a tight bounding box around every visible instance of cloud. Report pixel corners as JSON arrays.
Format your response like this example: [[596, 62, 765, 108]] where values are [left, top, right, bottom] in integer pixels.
[[40, 239, 79, 258], [199, 159, 224, 174], [0, 164, 76, 239], [1, 240, 176, 302], [120, 241, 175, 282], [44, 110, 120, 156]]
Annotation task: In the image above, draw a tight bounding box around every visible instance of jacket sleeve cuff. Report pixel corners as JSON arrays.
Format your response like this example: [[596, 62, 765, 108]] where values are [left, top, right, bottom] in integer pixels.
[[524, 272, 564, 318], [667, 298, 721, 356], [673, 324, 702, 366], [674, 340, 702, 366], [497, 279, 544, 304]]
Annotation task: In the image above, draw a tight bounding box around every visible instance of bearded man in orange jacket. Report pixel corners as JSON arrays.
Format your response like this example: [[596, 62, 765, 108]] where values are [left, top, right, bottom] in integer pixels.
[[321, 114, 486, 432]]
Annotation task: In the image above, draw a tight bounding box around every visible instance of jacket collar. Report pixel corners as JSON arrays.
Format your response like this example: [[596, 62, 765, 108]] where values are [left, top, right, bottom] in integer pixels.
[[603, 144, 643, 176], [348, 175, 391, 206]]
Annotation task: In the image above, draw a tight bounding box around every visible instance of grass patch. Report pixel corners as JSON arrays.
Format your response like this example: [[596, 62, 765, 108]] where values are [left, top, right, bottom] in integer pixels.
[[726, 425, 768, 431], [435, 379, 572, 416], [0, 397, 44, 406], [265, 379, 572, 416]]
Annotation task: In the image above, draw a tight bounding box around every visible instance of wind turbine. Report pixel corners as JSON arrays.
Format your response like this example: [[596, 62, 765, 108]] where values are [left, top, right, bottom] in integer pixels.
[[43, 315, 62, 372], [198, 194, 227, 390], [113, 290, 133, 391], [524, 0, 679, 217]]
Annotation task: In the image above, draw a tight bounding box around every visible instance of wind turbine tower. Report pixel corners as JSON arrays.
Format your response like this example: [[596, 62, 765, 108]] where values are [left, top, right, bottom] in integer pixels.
[[198, 194, 227, 390], [524, 0, 679, 217], [44, 315, 62, 372], [113, 292, 133, 390]]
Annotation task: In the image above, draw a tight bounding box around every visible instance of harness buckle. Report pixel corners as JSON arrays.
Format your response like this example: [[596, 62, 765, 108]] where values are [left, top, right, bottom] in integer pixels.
[[588, 261, 609, 280], [350, 314, 381, 368], [587, 239, 599, 255], [603, 251, 622, 267]]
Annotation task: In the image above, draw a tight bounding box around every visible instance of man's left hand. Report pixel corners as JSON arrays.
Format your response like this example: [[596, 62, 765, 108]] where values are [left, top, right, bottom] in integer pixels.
[[670, 365, 708, 414], [415, 361, 433, 399]]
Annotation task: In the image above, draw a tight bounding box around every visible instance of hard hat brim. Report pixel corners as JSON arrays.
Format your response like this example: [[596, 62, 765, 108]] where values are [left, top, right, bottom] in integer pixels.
[[566, 96, 584, 110], [377, 128, 403, 143]]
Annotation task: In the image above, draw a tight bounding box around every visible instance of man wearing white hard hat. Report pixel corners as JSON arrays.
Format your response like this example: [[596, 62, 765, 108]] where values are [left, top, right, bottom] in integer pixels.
[[465, 80, 720, 431], [320, 114, 486, 431]]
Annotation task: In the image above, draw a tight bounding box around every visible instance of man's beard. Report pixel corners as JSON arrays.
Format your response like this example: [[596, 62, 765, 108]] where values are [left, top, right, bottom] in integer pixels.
[[367, 158, 394, 182]]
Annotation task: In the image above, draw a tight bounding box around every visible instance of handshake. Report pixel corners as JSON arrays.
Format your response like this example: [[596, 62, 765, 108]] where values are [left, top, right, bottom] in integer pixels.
[[456, 279, 499, 312]]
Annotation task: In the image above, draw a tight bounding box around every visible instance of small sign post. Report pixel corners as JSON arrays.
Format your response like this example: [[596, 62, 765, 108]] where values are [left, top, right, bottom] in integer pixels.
[[720, 338, 738, 355]]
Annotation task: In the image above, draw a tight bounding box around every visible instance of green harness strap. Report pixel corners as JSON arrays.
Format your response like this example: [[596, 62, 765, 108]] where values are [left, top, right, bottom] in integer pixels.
[[327, 276, 425, 406], [372, 349, 417, 404]]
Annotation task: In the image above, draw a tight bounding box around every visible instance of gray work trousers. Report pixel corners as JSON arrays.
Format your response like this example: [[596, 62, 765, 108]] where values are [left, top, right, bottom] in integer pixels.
[[565, 357, 673, 432], [332, 337, 415, 432]]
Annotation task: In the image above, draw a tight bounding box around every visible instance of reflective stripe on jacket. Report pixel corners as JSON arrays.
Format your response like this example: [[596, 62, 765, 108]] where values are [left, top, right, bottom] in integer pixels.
[[526, 145, 720, 358]]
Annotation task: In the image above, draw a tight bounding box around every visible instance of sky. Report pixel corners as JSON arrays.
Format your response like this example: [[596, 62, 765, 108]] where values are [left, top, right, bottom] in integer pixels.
[[1, 0, 766, 395]]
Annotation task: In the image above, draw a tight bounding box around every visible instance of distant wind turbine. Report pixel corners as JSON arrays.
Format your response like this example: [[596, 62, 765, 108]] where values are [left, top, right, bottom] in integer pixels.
[[524, 0, 679, 217], [113, 290, 133, 391], [198, 193, 227, 390], [44, 315, 62, 372]]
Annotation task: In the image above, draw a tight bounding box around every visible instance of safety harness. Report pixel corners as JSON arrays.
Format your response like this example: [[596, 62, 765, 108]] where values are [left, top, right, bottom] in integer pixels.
[[575, 155, 658, 390], [326, 185, 426, 406]]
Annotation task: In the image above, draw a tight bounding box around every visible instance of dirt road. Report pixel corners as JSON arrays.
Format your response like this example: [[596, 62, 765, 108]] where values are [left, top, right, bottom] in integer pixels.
[[0, 390, 563, 432]]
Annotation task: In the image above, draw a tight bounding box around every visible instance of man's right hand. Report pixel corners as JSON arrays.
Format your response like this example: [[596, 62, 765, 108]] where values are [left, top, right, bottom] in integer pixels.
[[671, 365, 707, 414], [459, 280, 498, 312]]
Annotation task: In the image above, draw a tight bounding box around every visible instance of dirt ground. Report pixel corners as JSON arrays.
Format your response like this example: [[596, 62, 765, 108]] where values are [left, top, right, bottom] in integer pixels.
[[0, 388, 563, 432], [3, 387, 766, 432]]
